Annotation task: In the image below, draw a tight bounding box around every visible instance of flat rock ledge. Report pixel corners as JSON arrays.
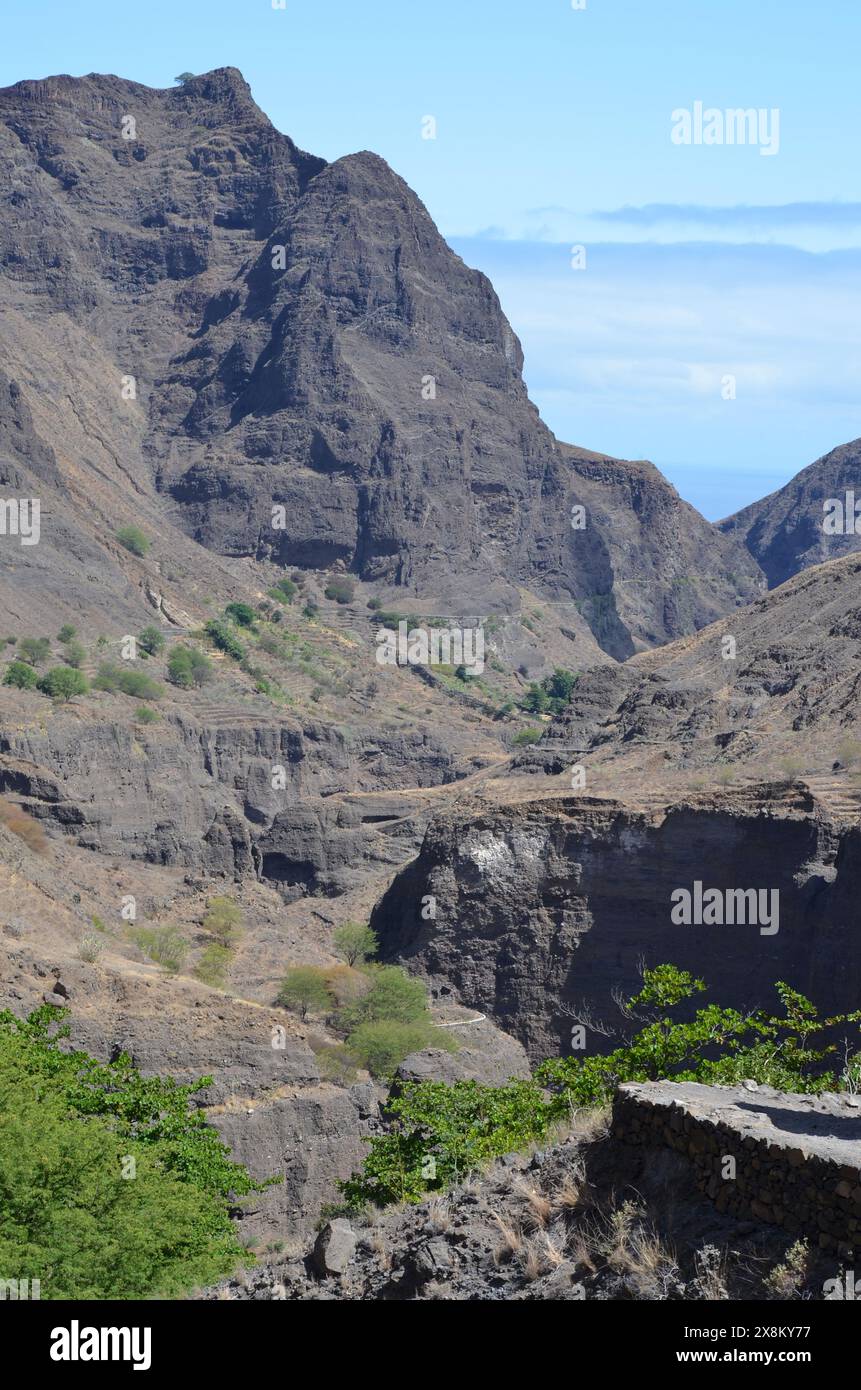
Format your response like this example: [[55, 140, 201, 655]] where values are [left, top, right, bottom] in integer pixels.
[[612, 1080, 861, 1258]]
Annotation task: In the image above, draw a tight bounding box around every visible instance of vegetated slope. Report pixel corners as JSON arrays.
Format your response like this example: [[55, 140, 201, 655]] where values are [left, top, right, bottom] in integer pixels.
[[523, 550, 861, 779], [720, 438, 861, 589], [0, 67, 762, 655]]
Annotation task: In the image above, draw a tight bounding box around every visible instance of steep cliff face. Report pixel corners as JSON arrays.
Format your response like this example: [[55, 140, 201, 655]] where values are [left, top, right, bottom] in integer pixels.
[[371, 787, 857, 1060], [0, 67, 761, 653], [720, 438, 861, 588]]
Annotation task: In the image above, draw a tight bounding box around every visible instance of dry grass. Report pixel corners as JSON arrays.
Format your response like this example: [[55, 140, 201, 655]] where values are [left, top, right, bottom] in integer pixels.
[[491, 1212, 524, 1265], [368, 1227, 392, 1271], [0, 799, 49, 854], [514, 1179, 553, 1230]]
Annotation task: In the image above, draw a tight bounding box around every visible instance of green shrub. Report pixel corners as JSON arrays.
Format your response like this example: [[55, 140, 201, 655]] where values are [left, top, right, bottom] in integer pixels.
[[94, 663, 162, 700], [225, 602, 256, 629], [60, 639, 86, 669], [132, 926, 187, 973], [324, 576, 355, 605], [345, 1020, 449, 1079], [0, 1006, 263, 1298], [270, 578, 297, 605], [520, 667, 578, 716], [205, 619, 245, 661], [37, 667, 89, 702], [138, 625, 165, 656], [116, 525, 150, 557], [194, 944, 233, 989], [17, 637, 51, 666], [333, 921, 379, 966], [338, 964, 429, 1031], [512, 727, 542, 746], [57, 624, 76, 644], [202, 896, 243, 946], [277, 966, 332, 1019], [168, 644, 212, 687], [135, 705, 160, 725], [3, 660, 38, 690]]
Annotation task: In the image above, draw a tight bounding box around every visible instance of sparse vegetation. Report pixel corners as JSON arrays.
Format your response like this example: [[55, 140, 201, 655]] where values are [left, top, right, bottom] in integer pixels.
[[94, 663, 162, 701], [324, 576, 355, 605], [116, 525, 151, 558], [0, 799, 48, 854], [37, 666, 89, 702], [132, 926, 188, 973]]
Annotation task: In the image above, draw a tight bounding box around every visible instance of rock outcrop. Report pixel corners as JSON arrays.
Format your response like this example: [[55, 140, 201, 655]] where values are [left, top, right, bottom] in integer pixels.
[[371, 786, 859, 1060]]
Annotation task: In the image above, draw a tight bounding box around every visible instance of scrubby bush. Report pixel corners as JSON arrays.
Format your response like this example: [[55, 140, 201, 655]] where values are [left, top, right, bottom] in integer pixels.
[[3, 660, 38, 690], [17, 637, 51, 666], [269, 578, 297, 605], [340, 966, 861, 1209], [202, 896, 243, 946], [345, 1020, 450, 1078], [138, 626, 165, 656], [324, 576, 355, 605], [37, 667, 89, 702], [168, 645, 212, 688], [277, 966, 332, 1020], [194, 943, 233, 989], [77, 933, 104, 963], [135, 705, 160, 725], [116, 525, 150, 557], [94, 663, 162, 700], [57, 624, 76, 643], [61, 639, 86, 669], [225, 602, 256, 629], [333, 921, 378, 966], [205, 619, 245, 661], [512, 727, 542, 746], [132, 926, 188, 974], [337, 965, 428, 1031]]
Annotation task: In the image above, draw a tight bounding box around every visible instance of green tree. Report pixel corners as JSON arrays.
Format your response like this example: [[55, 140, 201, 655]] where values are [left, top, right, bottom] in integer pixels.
[[17, 636, 51, 666], [116, 525, 150, 558], [345, 1020, 449, 1079], [138, 626, 165, 656], [338, 964, 428, 1031], [37, 667, 89, 702], [333, 921, 379, 966], [277, 966, 332, 1020], [205, 619, 245, 661], [225, 602, 256, 628], [57, 624, 77, 643], [0, 1006, 267, 1299], [175, 72, 195, 83], [3, 660, 38, 690]]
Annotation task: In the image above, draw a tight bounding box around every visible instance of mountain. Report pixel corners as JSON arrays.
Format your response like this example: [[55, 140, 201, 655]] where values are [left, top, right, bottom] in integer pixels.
[[720, 438, 861, 588], [0, 67, 762, 655]]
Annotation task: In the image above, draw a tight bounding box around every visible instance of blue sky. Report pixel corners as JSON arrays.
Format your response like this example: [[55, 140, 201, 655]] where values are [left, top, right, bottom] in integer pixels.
[[2, 0, 859, 518]]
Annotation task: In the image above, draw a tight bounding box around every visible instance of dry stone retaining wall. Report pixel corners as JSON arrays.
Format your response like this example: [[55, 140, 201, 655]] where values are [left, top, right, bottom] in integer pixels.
[[612, 1080, 861, 1258]]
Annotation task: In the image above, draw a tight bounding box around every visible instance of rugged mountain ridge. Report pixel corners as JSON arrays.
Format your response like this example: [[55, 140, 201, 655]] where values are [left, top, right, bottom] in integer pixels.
[[0, 66, 762, 654], [721, 439, 861, 588]]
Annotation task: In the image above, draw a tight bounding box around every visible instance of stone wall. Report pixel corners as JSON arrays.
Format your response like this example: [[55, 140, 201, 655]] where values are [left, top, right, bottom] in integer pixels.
[[612, 1080, 861, 1258]]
